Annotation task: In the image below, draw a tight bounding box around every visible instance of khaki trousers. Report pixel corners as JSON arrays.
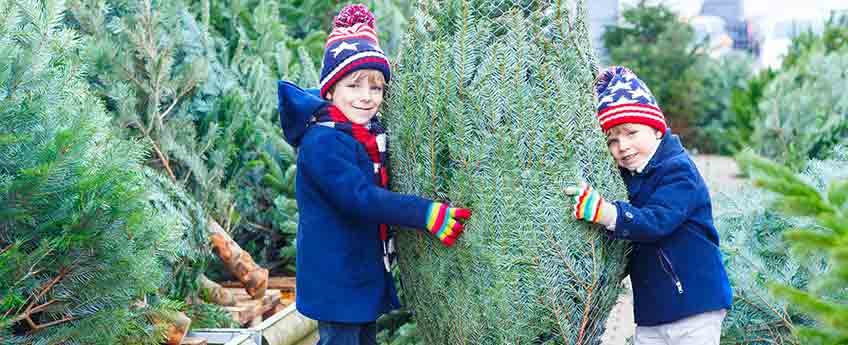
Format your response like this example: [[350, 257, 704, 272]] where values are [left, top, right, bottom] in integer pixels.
[[634, 309, 727, 345]]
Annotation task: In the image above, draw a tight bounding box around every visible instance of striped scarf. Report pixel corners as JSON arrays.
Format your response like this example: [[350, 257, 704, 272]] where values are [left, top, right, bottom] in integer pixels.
[[313, 105, 395, 272]]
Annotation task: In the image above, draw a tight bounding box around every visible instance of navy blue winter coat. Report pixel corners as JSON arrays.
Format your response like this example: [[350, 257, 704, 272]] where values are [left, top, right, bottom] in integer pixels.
[[278, 81, 433, 323], [610, 130, 733, 326]]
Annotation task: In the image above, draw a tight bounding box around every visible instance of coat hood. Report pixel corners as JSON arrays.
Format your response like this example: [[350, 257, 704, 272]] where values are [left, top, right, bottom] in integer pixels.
[[278, 80, 327, 147]]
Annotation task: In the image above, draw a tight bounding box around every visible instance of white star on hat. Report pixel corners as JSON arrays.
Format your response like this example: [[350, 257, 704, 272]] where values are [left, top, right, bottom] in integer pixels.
[[331, 42, 359, 58]]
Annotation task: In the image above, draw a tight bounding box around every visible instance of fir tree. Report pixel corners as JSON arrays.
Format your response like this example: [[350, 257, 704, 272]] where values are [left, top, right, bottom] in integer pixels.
[[385, 1, 628, 343], [751, 47, 848, 169], [0, 0, 181, 343], [715, 185, 816, 344], [734, 152, 848, 344], [66, 0, 271, 295]]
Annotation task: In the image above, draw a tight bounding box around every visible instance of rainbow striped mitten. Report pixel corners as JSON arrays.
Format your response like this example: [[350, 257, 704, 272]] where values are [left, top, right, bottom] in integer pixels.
[[425, 202, 472, 247], [566, 183, 614, 226]]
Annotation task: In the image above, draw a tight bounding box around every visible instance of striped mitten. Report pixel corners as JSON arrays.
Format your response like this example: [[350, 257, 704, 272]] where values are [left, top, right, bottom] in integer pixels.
[[425, 202, 472, 247], [565, 183, 617, 229]]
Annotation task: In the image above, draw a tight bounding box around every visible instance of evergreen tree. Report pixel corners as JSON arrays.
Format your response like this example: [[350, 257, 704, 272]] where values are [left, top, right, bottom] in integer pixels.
[[0, 1, 181, 343], [66, 0, 271, 293], [186, 0, 319, 275], [715, 184, 816, 344], [734, 152, 848, 344], [696, 52, 754, 155], [385, 1, 628, 343], [752, 47, 848, 169]]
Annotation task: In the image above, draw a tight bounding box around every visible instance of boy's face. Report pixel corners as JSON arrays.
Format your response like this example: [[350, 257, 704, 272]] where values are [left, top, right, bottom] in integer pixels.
[[326, 70, 384, 125], [605, 123, 662, 171]]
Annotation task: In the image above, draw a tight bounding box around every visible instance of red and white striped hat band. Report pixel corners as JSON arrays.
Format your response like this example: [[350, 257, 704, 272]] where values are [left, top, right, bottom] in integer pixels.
[[597, 103, 666, 133], [319, 51, 390, 97], [326, 23, 378, 47]]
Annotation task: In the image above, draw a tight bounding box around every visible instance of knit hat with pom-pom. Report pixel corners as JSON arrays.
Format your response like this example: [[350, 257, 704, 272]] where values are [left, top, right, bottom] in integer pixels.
[[319, 4, 391, 99], [593, 66, 667, 134]]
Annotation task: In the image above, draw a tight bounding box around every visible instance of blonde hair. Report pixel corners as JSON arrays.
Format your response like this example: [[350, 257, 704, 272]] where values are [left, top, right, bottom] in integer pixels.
[[349, 70, 386, 86], [327, 69, 386, 96]]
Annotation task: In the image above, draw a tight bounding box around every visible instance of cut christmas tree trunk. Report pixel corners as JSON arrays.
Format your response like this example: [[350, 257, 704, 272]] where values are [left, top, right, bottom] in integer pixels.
[[198, 275, 237, 306], [208, 219, 269, 299], [385, 1, 629, 343]]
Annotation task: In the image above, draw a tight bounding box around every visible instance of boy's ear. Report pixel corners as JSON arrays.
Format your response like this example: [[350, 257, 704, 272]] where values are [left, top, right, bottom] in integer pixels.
[[325, 91, 333, 101], [655, 130, 662, 139]]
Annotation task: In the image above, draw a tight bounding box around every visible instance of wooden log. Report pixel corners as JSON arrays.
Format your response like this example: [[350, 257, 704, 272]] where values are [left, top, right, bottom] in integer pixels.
[[219, 276, 295, 291], [197, 274, 236, 306], [221, 289, 282, 325], [208, 219, 268, 299], [150, 310, 191, 345]]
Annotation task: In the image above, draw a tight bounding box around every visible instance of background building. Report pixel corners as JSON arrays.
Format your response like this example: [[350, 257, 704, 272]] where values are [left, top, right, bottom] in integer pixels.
[[587, 0, 619, 62]]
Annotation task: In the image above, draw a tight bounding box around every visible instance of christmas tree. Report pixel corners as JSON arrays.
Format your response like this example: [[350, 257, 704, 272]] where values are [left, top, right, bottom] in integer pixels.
[[715, 186, 815, 344], [731, 153, 848, 344], [0, 0, 181, 343], [385, 1, 629, 343], [67, 0, 270, 294]]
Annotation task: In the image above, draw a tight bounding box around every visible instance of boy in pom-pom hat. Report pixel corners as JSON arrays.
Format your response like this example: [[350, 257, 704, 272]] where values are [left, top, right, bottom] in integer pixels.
[[566, 66, 732, 345], [277, 4, 472, 344]]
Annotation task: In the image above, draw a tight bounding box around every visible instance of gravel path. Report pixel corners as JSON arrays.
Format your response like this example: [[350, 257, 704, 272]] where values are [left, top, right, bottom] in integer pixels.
[[600, 155, 741, 344]]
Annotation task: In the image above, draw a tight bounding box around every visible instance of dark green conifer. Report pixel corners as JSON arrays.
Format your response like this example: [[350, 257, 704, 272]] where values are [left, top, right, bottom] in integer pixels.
[[0, 1, 180, 343]]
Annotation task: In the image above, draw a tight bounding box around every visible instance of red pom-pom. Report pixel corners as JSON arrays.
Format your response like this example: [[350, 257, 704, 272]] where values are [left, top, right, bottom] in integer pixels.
[[334, 4, 375, 28]]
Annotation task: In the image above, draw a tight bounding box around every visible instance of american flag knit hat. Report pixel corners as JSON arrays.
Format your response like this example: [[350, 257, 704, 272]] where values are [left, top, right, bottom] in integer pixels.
[[593, 66, 667, 134], [319, 4, 391, 99]]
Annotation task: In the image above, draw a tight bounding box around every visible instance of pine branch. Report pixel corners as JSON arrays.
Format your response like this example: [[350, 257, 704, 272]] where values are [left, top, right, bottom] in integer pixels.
[[150, 140, 177, 182], [159, 79, 197, 122]]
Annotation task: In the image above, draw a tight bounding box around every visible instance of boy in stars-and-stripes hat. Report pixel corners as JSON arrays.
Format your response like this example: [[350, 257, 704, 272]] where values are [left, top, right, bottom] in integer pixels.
[[565, 66, 732, 345], [277, 4, 473, 345]]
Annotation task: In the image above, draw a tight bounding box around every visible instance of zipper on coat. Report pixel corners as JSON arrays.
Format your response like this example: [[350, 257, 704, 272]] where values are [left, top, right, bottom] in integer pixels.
[[657, 248, 684, 294]]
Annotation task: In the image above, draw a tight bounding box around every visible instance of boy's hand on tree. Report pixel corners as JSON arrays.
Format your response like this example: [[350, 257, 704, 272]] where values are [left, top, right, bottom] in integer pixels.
[[565, 183, 617, 230], [425, 202, 472, 247]]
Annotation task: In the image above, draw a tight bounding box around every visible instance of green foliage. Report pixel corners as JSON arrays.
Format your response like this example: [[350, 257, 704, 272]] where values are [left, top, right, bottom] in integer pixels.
[[386, 0, 627, 343], [715, 188, 816, 344], [184, 302, 238, 329], [0, 1, 180, 343], [713, 67, 776, 155], [734, 152, 848, 344], [751, 47, 848, 170], [696, 52, 756, 154], [65, 0, 302, 277], [376, 310, 422, 345], [782, 13, 848, 70], [602, 0, 706, 149], [186, 0, 411, 275], [732, 13, 848, 168]]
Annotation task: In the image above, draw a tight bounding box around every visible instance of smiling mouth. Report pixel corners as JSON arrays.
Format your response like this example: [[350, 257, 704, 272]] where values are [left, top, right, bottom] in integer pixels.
[[353, 106, 375, 111], [622, 153, 637, 163]]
